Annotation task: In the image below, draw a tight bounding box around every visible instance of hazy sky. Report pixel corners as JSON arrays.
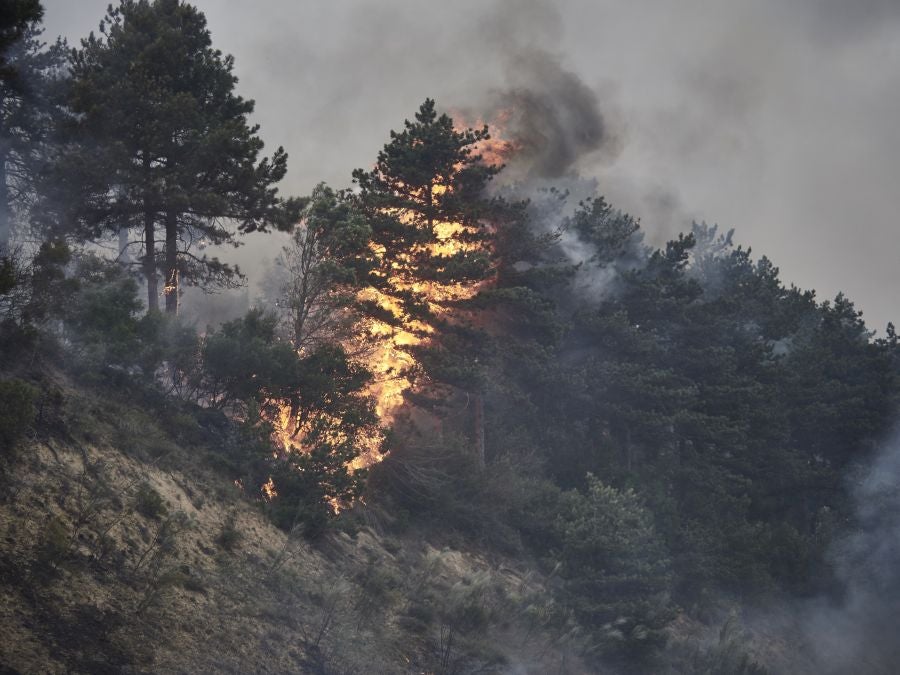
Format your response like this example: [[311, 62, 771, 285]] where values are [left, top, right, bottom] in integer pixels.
[[42, 0, 900, 329]]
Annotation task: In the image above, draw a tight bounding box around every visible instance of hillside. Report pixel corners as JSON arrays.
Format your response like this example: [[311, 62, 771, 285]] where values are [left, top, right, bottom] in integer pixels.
[[3, 3, 900, 673], [0, 374, 598, 674], [0, 367, 838, 674]]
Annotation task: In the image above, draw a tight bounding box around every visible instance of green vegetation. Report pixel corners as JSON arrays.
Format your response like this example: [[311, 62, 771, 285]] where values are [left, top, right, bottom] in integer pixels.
[[0, 1, 897, 672], [42, 0, 301, 312], [133, 482, 168, 520]]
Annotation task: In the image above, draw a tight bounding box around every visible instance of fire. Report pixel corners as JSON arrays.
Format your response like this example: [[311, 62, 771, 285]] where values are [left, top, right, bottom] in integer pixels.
[[453, 108, 520, 168], [262, 476, 278, 500], [266, 110, 516, 504], [356, 180, 487, 426], [357, 289, 422, 420]]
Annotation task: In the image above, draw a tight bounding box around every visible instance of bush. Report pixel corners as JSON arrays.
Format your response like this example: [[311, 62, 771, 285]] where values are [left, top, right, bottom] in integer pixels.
[[134, 483, 168, 520], [0, 255, 16, 297], [401, 600, 436, 633], [65, 256, 143, 378], [33, 516, 70, 580], [670, 614, 770, 675], [368, 434, 487, 532], [215, 517, 242, 552], [0, 378, 37, 455]]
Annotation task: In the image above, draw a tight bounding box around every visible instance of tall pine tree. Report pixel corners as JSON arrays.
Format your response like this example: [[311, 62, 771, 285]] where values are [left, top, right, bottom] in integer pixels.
[[56, 0, 300, 313], [352, 99, 499, 326]]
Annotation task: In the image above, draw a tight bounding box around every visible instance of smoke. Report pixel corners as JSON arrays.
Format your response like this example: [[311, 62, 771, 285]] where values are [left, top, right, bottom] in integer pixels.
[[742, 433, 900, 674], [458, 0, 621, 182], [217, 0, 627, 307], [484, 49, 616, 180], [39, 0, 900, 330], [796, 435, 900, 674]]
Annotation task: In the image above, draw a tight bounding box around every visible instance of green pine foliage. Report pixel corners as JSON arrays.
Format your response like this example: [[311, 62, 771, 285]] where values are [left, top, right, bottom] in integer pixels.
[[2, 10, 898, 669], [352, 98, 501, 326], [0, 13, 67, 253], [0, 1, 44, 85], [553, 476, 674, 664], [199, 309, 377, 531], [50, 0, 301, 313], [482, 203, 899, 603]]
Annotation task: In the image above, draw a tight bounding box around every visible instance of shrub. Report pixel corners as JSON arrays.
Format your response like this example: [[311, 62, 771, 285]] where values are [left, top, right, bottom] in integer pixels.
[[0, 378, 37, 455], [215, 517, 242, 552], [33, 516, 70, 580], [65, 256, 143, 377], [134, 483, 168, 520], [400, 600, 436, 634], [671, 614, 770, 674]]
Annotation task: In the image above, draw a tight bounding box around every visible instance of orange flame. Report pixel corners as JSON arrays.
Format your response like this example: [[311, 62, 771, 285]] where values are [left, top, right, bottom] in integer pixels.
[[267, 112, 513, 504], [453, 108, 521, 168], [262, 476, 278, 500]]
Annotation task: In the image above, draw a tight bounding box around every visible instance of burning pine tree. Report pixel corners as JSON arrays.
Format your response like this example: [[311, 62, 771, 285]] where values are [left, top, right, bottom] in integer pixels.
[[350, 99, 507, 423], [269, 99, 517, 483]]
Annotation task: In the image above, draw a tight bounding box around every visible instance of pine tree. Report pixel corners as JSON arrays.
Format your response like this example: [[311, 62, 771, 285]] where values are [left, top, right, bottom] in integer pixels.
[[351, 100, 513, 461], [352, 98, 499, 327], [57, 0, 300, 313], [0, 0, 44, 90], [0, 6, 65, 254]]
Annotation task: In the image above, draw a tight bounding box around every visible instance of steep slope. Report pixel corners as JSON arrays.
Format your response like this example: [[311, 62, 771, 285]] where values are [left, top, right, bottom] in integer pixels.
[[0, 376, 593, 674]]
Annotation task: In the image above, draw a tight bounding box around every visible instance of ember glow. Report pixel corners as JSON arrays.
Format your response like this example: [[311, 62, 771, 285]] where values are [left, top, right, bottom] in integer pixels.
[[262, 476, 278, 500]]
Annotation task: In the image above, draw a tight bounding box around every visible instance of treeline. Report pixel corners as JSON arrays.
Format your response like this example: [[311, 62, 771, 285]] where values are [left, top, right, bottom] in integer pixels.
[[365, 164, 900, 666], [2, 2, 898, 672]]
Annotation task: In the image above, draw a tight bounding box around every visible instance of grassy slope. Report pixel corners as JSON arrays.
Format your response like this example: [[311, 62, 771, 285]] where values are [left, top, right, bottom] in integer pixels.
[[0, 377, 592, 674]]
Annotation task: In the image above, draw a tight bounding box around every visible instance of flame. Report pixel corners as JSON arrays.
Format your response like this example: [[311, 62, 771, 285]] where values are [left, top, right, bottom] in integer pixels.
[[454, 108, 521, 168], [262, 476, 278, 500], [265, 112, 515, 506], [356, 181, 487, 425]]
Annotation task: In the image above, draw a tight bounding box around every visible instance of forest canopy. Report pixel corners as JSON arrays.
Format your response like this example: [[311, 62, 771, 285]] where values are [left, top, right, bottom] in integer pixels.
[[1, 2, 898, 673]]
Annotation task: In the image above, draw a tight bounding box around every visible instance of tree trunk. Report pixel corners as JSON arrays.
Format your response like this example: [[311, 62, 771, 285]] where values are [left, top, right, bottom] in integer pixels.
[[164, 210, 178, 314], [0, 147, 11, 256], [143, 206, 158, 312]]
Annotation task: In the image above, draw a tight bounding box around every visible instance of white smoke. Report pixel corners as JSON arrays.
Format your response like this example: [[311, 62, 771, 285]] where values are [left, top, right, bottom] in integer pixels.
[[799, 434, 900, 673]]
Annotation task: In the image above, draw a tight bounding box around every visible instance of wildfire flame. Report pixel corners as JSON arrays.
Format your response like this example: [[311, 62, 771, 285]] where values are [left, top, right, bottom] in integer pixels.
[[268, 112, 516, 501], [454, 108, 521, 169], [262, 476, 278, 500], [357, 182, 487, 424]]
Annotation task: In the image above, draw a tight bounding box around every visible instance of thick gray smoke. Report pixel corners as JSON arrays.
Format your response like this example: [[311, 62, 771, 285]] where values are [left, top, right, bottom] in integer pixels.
[[485, 49, 613, 180], [462, 0, 619, 182]]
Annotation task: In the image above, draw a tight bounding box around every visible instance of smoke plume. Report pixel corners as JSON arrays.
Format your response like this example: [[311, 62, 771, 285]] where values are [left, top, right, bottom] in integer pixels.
[[798, 436, 900, 673], [485, 49, 615, 180], [460, 0, 620, 182]]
